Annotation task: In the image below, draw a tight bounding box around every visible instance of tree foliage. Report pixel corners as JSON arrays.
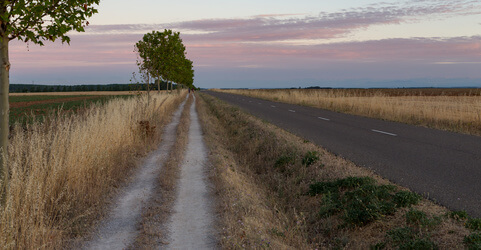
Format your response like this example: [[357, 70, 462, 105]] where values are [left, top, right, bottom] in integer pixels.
[[1, 0, 99, 44], [134, 29, 195, 92]]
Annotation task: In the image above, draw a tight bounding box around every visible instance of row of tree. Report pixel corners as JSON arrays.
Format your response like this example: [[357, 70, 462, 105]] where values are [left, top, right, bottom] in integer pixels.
[[134, 29, 194, 93]]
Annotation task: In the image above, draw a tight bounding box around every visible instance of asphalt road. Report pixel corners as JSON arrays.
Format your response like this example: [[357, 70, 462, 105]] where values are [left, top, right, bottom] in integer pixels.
[[205, 91, 481, 217]]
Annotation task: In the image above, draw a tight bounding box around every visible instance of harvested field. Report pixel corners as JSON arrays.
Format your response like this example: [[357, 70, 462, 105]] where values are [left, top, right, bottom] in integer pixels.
[[9, 91, 138, 96], [8, 94, 131, 125], [216, 88, 481, 135]]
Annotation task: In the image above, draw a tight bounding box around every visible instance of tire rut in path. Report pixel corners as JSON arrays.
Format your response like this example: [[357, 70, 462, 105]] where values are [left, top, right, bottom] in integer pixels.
[[164, 94, 217, 249], [82, 96, 188, 250]]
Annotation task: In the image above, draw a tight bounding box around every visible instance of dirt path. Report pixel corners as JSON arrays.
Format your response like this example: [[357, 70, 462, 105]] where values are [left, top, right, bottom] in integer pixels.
[[82, 96, 188, 249], [164, 94, 217, 249]]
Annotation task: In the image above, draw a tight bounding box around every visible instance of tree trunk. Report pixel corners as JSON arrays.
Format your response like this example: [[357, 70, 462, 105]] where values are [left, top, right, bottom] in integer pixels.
[[156, 78, 160, 93], [146, 75, 150, 105], [0, 35, 10, 189]]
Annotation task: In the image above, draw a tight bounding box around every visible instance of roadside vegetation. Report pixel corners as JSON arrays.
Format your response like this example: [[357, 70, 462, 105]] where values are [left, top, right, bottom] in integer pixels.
[[0, 91, 187, 249], [198, 93, 476, 249], [216, 88, 481, 136]]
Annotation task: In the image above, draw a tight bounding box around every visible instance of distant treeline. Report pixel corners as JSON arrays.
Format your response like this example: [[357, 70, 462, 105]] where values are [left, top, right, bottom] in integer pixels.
[[10, 82, 179, 93]]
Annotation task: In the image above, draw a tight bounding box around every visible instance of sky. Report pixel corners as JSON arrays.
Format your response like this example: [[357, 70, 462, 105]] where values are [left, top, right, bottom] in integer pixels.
[[9, 0, 481, 88]]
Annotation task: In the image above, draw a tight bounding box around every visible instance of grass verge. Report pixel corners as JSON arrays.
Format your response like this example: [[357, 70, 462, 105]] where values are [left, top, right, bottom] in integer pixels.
[[198, 92, 474, 249], [0, 91, 187, 249]]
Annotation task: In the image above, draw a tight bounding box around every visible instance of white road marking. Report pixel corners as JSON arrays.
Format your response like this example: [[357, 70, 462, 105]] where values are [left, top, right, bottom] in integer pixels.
[[372, 129, 397, 137], [288, 110, 296, 113], [271, 105, 276, 108], [318, 117, 330, 121]]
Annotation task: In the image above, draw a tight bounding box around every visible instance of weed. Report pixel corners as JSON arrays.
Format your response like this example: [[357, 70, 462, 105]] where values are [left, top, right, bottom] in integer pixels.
[[319, 192, 342, 218], [381, 227, 438, 250], [446, 210, 469, 221], [270, 228, 286, 238], [302, 151, 319, 166], [386, 227, 416, 245], [466, 218, 481, 231], [310, 176, 411, 227], [405, 209, 442, 229], [393, 191, 422, 208], [464, 232, 481, 250], [274, 154, 295, 169]]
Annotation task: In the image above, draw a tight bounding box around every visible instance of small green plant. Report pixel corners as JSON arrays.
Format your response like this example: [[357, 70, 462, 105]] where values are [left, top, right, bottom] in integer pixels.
[[309, 176, 418, 227], [302, 151, 319, 166], [378, 227, 438, 250], [446, 210, 469, 221], [393, 190, 421, 208], [386, 227, 416, 245], [464, 232, 481, 250], [274, 154, 295, 169], [466, 218, 481, 231], [405, 209, 442, 229]]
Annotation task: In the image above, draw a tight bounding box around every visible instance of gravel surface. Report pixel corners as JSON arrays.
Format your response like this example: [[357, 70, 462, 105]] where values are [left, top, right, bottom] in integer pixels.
[[81, 96, 188, 249], [164, 94, 217, 249]]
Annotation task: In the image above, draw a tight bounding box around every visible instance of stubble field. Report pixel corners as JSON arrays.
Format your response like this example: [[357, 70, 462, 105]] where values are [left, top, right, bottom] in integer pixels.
[[217, 88, 481, 136]]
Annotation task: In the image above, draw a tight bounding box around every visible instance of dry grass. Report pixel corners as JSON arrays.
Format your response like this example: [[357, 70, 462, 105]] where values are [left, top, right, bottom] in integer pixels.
[[198, 93, 471, 249], [216, 88, 481, 135], [0, 90, 187, 249]]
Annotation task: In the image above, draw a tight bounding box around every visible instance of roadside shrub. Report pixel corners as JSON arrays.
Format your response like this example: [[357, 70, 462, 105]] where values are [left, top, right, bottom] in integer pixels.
[[466, 218, 481, 231], [302, 151, 319, 166], [378, 227, 438, 250], [309, 176, 413, 227], [464, 233, 481, 249], [405, 209, 442, 229], [446, 210, 469, 221], [386, 227, 416, 245], [393, 190, 421, 208], [274, 154, 295, 169]]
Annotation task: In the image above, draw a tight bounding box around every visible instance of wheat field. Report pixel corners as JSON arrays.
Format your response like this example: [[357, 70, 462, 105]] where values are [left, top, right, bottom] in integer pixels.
[[217, 89, 481, 135], [0, 91, 187, 249]]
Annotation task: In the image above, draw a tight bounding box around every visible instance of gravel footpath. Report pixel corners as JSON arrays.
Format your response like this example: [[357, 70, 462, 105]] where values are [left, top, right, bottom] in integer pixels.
[[82, 96, 188, 249], [164, 94, 217, 249]]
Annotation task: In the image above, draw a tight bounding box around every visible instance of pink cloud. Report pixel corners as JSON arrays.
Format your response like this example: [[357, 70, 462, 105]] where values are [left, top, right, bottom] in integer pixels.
[[8, 0, 481, 85]]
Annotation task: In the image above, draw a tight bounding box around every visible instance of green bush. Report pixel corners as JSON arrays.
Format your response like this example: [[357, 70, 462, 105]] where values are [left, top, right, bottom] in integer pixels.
[[405, 209, 441, 229], [464, 233, 481, 250], [382, 227, 438, 250], [302, 151, 319, 166], [274, 154, 295, 168], [466, 218, 481, 231], [446, 210, 469, 221], [393, 191, 421, 207], [309, 176, 413, 227]]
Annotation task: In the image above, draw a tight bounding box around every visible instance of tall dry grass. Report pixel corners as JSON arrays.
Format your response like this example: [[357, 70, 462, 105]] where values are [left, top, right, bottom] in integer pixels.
[[218, 89, 481, 135], [0, 91, 186, 249]]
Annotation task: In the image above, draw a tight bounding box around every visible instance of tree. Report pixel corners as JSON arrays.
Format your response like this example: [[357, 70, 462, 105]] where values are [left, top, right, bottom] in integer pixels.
[[135, 29, 194, 94], [0, 0, 100, 191]]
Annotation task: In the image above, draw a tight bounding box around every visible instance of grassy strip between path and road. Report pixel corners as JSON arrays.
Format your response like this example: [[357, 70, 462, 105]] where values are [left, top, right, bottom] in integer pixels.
[[0, 91, 187, 249], [216, 88, 481, 136], [198, 93, 480, 249]]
